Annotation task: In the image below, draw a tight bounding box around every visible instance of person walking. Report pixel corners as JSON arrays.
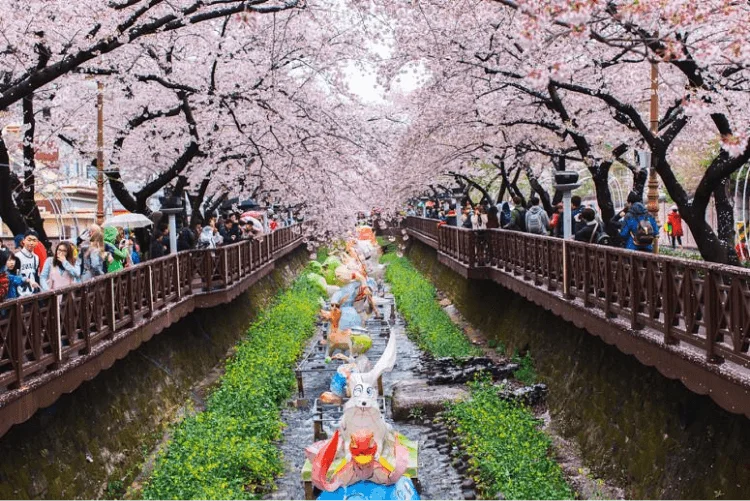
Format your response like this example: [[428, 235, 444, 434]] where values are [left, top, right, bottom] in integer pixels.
[[486, 206, 500, 229], [525, 197, 549, 235], [574, 208, 601, 243], [666, 206, 684, 249], [2, 251, 39, 300], [549, 203, 564, 238], [504, 196, 527, 232], [14, 230, 42, 297], [620, 202, 659, 252], [103, 226, 130, 272], [79, 224, 107, 281], [499, 201, 511, 228], [40, 241, 81, 291]]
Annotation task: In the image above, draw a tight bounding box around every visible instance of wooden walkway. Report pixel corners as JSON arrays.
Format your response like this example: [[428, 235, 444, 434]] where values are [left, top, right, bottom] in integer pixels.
[[405, 216, 750, 418], [0, 225, 305, 437]]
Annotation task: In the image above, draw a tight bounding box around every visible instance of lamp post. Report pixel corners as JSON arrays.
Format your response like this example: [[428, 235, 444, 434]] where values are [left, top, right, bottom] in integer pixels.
[[96, 80, 105, 225], [646, 59, 660, 253], [159, 195, 184, 254], [554, 171, 581, 239]]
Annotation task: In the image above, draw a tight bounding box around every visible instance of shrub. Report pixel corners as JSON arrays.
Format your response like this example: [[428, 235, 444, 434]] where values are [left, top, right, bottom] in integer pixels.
[[384, 255, 480, 358], [512, 351, 537, 385], [143, 279, 323, 500], [445, 379, 573, 500]]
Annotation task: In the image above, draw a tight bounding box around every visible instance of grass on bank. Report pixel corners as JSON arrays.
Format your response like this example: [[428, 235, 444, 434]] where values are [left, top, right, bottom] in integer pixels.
[[382, 253, 480, 358], [445, 378, 573, 500], [143, 274, 324, 500]]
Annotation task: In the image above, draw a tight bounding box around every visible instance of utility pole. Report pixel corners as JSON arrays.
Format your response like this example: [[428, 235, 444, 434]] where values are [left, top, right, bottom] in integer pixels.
[[96, 80, 105, 225], [647, 59, 660, 253]]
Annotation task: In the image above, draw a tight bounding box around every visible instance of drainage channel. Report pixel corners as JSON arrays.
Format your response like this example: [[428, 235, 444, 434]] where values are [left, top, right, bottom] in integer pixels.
[[267, 284, 466, 501]]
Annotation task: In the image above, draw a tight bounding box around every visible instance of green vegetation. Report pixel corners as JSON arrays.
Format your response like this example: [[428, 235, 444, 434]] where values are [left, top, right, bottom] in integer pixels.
[[377, 236, 398, 255], [658, 247, 704, 261], [445, 378, 573, 500], [488, 338, 507, 356], [315, 246, 330, 264], [512, 351, 537, 385], [143, 276, 324, 500], [384, 255, 480, 358]]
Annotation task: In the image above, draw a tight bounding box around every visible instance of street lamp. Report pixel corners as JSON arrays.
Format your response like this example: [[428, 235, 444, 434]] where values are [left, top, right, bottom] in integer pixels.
[[646, 57, 661, 253], [554, 171, 581, 239], [159, 195, 184, 254]]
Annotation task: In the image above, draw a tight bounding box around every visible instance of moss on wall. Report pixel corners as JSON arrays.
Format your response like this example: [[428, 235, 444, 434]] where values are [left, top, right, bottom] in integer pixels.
[[0, 248, 308, 500], [406, 240, 750, 500]]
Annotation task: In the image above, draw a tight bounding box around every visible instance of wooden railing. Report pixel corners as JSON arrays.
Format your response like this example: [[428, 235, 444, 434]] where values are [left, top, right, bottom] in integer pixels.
[[407, 216, 750, 417], [0, 225, 304, 393]]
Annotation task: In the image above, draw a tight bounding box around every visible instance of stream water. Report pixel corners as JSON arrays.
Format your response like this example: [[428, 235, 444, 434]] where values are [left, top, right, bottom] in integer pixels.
[[267, 281, 466, 501]]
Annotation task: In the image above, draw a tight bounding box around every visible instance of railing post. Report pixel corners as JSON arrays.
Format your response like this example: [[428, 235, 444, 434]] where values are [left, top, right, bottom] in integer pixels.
[[563, 239, 572, 299], [582, 246, 591, 306], [604, 250, 612, 317], [546, 239, 555, 291], [81, 285, 90, 352], [13, 302, 24, 387], [146, 266, 154, 315], [238, 245, 243, 277], [467, 231, 475, 268], [247, 238, 255, 273], [663, 261, 676, 344], [129, 271, 137, 326], [223, 247, 229, 286], [205, 251, 213, 291], [52, 296, 62, 366], [704, 270, 721, 363], [108, 276, 116, 337], [630, 256, 641, 330], [175, 255, 182, 300]]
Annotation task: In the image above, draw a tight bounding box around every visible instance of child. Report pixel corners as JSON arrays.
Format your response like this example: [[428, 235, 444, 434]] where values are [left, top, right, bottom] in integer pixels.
[[2, 250, 40, 300]]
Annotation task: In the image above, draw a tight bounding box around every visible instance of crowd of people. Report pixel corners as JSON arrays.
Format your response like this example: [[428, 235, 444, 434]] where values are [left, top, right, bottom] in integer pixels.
[[408, 192, 679, 253], [0, 210, 297, 303]]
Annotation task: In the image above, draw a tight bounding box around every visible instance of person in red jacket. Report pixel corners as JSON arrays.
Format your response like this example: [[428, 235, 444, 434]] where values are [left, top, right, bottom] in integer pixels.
[[666, 206, 684, 249]]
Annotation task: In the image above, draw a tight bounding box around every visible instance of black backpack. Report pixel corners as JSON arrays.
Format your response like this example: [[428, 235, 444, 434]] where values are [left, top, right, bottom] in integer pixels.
[[632, 216, 655, 247]]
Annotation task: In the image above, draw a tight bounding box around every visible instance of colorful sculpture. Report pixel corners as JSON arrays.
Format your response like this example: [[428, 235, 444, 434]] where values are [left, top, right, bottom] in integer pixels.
[[307, 334, 414, 495], [320, 304, 372, 359], [320, 355, 372, 405], [311, 429, 408, 490]]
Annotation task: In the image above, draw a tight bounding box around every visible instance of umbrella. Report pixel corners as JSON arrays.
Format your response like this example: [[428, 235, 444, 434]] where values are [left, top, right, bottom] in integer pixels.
[[241, 210, 264, 221], [238, 199, 260, 210], [241, 216, 264, 232], [103, 213, 154, 228]]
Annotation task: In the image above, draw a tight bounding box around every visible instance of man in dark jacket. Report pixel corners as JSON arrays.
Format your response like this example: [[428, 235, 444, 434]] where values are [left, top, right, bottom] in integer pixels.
[[504, 196, 527, 231], [575, 208, 601, 242]]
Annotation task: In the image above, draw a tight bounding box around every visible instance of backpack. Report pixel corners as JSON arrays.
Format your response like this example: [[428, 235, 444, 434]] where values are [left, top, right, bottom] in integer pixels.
[[526, 209, 545, 235], [632, 216, 655, 247], [509, 207, 526, 232], [0, 272, 8, 302]]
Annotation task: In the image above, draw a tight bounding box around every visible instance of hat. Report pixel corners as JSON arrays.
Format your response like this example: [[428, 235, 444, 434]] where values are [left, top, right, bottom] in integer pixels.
[[671, 205, 678, 211]]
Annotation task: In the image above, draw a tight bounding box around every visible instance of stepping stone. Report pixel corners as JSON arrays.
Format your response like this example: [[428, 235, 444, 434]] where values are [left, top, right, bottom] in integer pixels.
[[391, 379, 470, 421]]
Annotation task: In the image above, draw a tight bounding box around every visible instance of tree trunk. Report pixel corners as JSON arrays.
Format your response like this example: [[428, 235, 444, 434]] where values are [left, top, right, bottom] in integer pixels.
[[189, 177, 211, 227], [19, 93, 50, 250], [714, 179, 739, 265], [525, 165, 553, 215], [590, 162, 616, 234], [0, 137, 28, 236]]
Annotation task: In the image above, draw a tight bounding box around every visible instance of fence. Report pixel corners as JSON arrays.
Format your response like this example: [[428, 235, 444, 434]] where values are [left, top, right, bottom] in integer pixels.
[[406, 216, 750, 417], [0, 225, 304, 397]]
